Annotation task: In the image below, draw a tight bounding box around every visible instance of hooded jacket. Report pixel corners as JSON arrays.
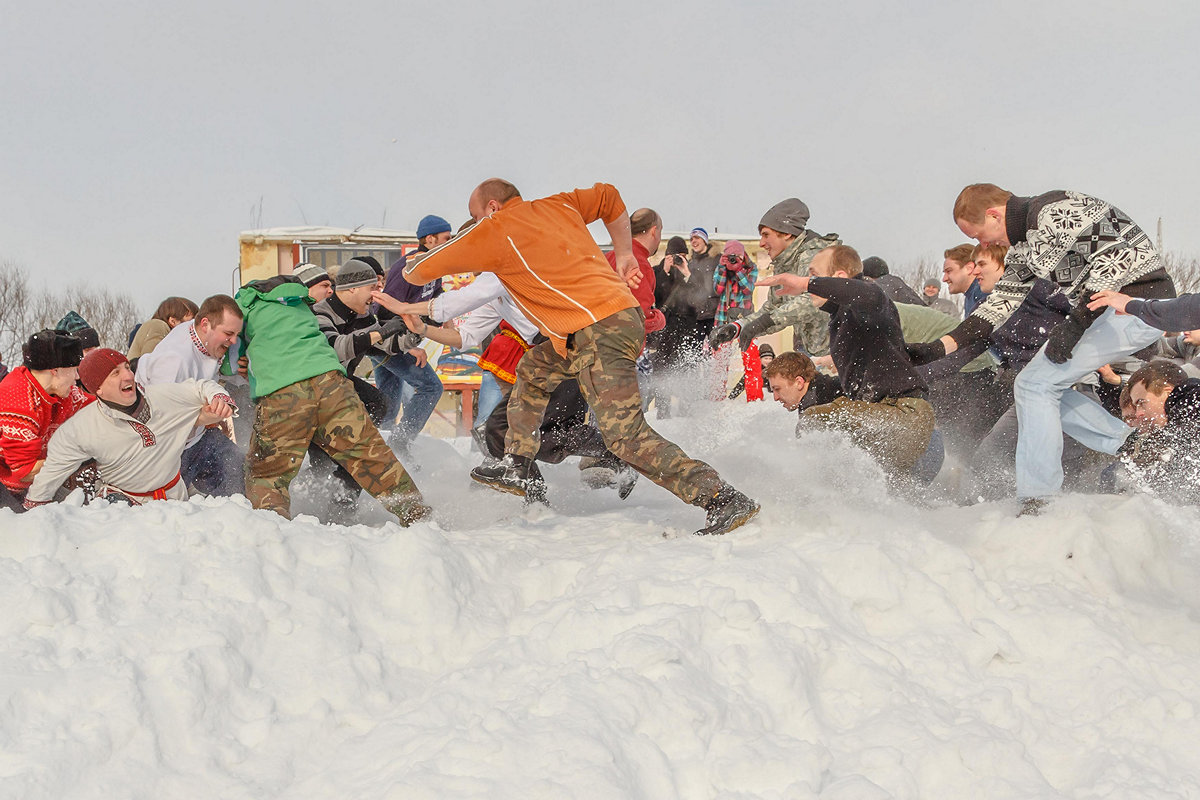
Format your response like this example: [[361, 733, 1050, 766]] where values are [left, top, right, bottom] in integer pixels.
[[233, 276, 345, 399]]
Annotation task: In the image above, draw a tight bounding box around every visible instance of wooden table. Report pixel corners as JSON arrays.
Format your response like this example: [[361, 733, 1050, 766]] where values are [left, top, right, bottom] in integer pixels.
[[438, 381, 480, 435]]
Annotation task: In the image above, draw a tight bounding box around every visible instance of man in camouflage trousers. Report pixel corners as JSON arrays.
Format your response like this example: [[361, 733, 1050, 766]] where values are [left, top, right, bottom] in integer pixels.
[[402, 179, 758, 535], [506, 306, 723, 503], [710, 197, 840, 355], [235, 275, 430, 525]]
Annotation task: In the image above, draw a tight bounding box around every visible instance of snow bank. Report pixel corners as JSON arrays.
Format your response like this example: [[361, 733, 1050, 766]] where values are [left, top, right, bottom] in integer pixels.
[[3, 402, 1200, 799]]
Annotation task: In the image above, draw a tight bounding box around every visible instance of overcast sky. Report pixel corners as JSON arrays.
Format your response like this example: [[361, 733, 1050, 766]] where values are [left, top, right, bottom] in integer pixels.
[[3, 0, 1198, 315]]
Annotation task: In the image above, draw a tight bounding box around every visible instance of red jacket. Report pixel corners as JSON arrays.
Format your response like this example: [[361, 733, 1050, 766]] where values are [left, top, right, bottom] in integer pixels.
[[0, 367, 93, 492], [606, 239, 665, 335]]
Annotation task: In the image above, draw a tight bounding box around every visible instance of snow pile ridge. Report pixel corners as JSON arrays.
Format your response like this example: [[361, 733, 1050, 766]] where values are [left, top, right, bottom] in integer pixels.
[[3, 404, 1200, 798]]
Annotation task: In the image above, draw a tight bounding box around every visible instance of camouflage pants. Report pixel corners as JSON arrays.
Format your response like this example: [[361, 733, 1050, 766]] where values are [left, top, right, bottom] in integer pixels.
[[246, 370, 420, 518], [800, 395, 935, 474], [506, 307, 723, 505]]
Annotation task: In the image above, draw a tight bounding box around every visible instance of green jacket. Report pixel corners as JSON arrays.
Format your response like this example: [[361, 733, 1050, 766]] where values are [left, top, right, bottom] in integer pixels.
[[895, 301, 996, 373], [233, 277, 345, 399]]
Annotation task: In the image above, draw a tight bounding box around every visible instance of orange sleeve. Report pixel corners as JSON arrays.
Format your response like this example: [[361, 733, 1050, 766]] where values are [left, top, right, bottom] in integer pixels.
[[555, 183, 627, 225], [404, 221, 499, 285]]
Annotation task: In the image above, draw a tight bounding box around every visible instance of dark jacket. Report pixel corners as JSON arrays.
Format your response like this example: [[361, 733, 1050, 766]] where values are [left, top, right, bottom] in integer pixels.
[[377, 248, 443, 320], [1126, 293, 1200, 333], [809, 276, 928, 403], [1135, 379, 1200, 502], [921, 278, 1070, 381], [872, 274, 926, 306], [312, 293, 417, 375], [683, 243, 722, 321]]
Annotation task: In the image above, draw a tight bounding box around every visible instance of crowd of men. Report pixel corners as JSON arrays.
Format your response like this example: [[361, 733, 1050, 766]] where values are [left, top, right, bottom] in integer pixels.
[[3, 180, 1199, 529]]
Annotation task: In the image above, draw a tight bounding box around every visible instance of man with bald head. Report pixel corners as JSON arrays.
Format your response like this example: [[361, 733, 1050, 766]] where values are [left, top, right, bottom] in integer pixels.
[[404, 179, 758, 535]]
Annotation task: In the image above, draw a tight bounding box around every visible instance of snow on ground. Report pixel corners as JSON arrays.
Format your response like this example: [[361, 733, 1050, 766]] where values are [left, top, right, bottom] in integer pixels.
[[3, 401, 1200, 799]]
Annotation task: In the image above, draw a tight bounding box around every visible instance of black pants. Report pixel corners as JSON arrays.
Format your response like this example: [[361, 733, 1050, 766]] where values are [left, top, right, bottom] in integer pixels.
[[927, 369, 1011, 460], [0, 483, 25, 513], [484, 378, 611, 464]]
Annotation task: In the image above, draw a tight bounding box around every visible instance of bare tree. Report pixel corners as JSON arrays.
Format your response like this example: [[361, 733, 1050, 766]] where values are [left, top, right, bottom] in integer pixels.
[[0, 258, 143, 366], [1164, 252, 1200, 294], [0, 261, 35, 367]]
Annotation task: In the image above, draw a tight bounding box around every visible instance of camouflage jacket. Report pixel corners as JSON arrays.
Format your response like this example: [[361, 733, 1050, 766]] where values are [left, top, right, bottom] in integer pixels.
[[741, 229, 840, 356]]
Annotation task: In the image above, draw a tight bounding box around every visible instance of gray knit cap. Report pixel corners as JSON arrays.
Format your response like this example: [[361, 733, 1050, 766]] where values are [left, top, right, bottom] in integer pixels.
[[294, 262, 330, 287], [758, 198, 810, 236], [335, 259, 378, 290]]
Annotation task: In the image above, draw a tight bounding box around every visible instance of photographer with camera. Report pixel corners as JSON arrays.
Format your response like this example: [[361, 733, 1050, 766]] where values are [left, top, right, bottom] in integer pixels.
[[651, 235, 716, 417]]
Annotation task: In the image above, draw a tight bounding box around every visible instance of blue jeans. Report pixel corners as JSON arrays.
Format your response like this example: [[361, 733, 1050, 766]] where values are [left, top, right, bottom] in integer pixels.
[[181, 426, 245, 497], [1013, 309, 1161, 498], [476, 372, 506, 424], [372, 352, 444, 444]]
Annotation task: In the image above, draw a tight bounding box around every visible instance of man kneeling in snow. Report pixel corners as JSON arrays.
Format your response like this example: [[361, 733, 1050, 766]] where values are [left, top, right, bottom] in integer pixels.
[[760, 246, 935, 476], [24, 349, 234, 507]]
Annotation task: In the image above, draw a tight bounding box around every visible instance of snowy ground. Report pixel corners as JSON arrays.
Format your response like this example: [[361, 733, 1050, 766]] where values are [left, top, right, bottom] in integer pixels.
[[4, 401, 1200, 799]]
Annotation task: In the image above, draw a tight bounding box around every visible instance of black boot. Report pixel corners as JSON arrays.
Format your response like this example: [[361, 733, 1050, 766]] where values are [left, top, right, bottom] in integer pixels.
[[470, 454, 548, 505], [695, 484, 759, 536], [578, 454, 639, 500]]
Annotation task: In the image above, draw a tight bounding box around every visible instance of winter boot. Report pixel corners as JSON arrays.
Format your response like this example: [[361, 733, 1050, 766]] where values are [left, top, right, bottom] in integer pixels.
[[695, 484, 760, 536], [325, 485, 360, 526], [1017, 497, 1048, 517], [579, 454, 639, 500], [471, 454, 548, 505], [382, 490, 433, 527]]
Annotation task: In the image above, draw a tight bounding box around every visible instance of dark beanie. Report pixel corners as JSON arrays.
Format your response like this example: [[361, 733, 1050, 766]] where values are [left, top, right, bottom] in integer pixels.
[[757, 343, 776, 358], [56, 310, 101, 350], [665, 236, 688, 256], [758, 198, 810, 237], [336, 259, 379, 290], [23, 330, 84, 371], [78, 348, 129, 394], [416, 215, 452, 240], [861, 256, 889, 279]]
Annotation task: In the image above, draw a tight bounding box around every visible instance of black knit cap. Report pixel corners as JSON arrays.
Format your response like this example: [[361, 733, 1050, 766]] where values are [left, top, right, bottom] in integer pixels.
[[861, 256, 889, 279], [665, 236, 688, 256], [23, 329, 84, 370]]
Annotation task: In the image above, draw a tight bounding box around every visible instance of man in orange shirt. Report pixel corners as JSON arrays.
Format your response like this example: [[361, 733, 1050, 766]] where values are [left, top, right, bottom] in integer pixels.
[[404, 179, 758, 535]]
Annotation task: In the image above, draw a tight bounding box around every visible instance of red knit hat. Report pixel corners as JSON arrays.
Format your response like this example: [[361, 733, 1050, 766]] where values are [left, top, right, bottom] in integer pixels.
[[79, 348, 130, 394]]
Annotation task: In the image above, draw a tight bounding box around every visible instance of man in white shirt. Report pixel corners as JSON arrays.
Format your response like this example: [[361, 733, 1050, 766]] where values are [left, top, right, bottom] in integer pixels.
[[136, 294, 245, 496], [26, 349, 234, 506]]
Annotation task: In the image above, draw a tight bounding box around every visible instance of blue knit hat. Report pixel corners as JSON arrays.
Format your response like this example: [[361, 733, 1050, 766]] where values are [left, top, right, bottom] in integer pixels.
[[416, 215, 452, 240]]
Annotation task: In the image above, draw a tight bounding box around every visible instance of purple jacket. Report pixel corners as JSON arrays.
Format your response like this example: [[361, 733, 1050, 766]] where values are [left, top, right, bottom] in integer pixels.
[[375, 251, 443, 318]]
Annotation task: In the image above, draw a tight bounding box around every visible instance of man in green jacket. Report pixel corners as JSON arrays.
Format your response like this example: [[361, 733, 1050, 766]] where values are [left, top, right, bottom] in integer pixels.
[[233, 276, 430, 525]]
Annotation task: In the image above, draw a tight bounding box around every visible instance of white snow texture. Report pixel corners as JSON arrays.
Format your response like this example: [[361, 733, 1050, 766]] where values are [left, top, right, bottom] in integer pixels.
[[3, 403, 1200, 799]]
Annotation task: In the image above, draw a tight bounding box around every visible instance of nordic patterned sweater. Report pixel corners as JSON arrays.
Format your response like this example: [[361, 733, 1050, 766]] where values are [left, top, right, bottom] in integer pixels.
[[961, 191, 1174, 343]]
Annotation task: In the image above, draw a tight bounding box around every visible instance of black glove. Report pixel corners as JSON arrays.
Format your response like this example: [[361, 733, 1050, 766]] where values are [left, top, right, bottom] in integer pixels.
[[905, 340, 946, 365], [708, 323, 740, 347], [1044, 305, 1100, 364], [377, 318, 410, 340], [737, 315, 773, 350]]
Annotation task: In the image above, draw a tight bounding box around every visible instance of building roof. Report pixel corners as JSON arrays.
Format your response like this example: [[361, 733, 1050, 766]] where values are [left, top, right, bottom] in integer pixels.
[[239, 226, 418, 244]]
